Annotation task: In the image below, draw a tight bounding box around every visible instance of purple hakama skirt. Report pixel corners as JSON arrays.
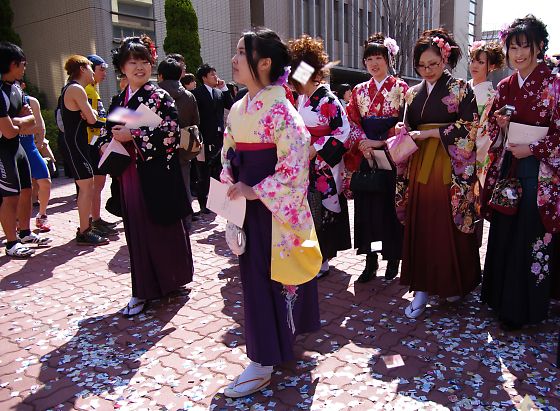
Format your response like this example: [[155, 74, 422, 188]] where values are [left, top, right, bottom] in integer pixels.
[[120, 150, 193, 300], [232, 146, 320, 366]]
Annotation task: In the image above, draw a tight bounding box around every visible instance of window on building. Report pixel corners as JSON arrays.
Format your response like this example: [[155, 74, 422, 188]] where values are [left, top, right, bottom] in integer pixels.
[[469, 0, 476, 14], [344, 3, 349, 43], [112, 0, 155, 42], [315, 1, 322, 37], [334, 0, 340, 41], [359, 8, 365, 44]]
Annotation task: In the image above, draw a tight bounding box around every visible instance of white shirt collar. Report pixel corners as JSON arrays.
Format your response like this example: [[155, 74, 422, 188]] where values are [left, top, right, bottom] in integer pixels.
[[373, 76, 389, 90], [426, 81, 436, 95], [517, 72, 528, 88], [204, 83, 214, 96]]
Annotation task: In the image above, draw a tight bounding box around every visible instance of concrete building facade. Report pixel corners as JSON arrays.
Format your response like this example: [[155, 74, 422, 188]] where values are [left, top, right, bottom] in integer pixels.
[[11, 0, 482, 107]]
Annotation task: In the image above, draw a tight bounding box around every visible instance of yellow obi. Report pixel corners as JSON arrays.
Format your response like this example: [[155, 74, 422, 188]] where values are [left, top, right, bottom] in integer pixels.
[[415, 123, 452, 185]]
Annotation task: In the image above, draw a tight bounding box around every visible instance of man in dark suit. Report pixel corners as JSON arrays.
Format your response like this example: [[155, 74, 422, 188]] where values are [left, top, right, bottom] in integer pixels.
[[191, 63, 233, 214]]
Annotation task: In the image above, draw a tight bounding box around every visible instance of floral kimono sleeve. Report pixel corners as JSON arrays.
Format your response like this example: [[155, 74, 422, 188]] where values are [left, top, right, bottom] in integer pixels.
[[343, 88, 367, 173], [253, 103, 311, 228], [130, 89, 179, 162], [220, 117, 236, 184], [530, 77, 560, 175], [439, 81, 478, 180], [314, 97, 350, 167]]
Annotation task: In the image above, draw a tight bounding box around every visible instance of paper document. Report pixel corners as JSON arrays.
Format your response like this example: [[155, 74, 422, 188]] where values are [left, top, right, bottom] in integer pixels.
[[508, 122, 548, 145], [98, 138, 129, 166], [107, 104, 163, 129], [207, 178, 246, 228], [373, 149, 393, 170], [381, 354, 405, 369]]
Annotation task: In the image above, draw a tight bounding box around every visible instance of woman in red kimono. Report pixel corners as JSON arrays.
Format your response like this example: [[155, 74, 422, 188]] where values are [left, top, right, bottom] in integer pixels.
[[481, 15, 560, 330], [395, 29, 481, 318], [289, 35, 352, 278], [345, 33, 408, 283]]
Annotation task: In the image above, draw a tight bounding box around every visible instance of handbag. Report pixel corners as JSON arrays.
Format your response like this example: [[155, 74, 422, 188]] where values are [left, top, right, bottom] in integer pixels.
[[386, 127, 418, 165], [225, 221, 246, 255], [179, 125, 202, 161], [350, 162, 387, 193], [488, 152, 522, 215]]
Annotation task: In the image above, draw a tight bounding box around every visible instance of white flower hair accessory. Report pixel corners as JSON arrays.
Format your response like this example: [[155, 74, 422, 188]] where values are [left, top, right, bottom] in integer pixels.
[[383, 37, 400, 57]]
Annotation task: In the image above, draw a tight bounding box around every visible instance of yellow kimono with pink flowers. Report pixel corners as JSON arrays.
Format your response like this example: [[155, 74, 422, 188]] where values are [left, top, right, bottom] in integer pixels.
[[221, 85, 322, 285]]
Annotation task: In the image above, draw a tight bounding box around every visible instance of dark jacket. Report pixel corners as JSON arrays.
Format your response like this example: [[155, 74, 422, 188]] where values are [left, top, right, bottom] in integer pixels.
[[158, 79, 199, 129], [102, 82, 191, 224], [191, 84, 233, 149]]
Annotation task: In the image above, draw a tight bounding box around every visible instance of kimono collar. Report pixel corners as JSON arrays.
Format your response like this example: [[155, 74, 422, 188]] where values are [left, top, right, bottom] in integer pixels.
[[423, 70, 451, 96], [515, 61, 551, 89], [373, 75, 389, 90]]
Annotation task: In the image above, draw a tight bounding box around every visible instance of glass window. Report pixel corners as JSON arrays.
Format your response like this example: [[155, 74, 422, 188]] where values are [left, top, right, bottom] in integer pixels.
[[315, 2, 322, 36], [469, 24, 475, 35], [334, 1, 339, 41], [469, 12, 475, 25], [344, 3, 349, 43], [469, 1, 476, 14], [117, 2, 153, 18]]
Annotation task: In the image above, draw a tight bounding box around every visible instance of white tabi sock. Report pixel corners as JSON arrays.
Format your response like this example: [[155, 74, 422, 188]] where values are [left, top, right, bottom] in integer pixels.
[[412, 291, 428, 308]]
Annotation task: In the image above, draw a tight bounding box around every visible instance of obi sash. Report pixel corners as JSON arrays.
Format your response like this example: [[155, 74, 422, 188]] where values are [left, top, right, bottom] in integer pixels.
[[361, 116, 398, 141], [416, 123, 452, 185], [307, 125, 331, 145]]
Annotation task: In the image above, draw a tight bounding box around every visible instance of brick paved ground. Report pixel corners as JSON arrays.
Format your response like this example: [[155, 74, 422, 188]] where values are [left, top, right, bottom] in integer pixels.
[[0, 176, 559, 411]]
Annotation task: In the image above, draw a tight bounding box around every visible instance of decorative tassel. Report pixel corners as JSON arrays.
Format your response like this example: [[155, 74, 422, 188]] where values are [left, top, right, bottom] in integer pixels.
[[283, 285, 298, 334]]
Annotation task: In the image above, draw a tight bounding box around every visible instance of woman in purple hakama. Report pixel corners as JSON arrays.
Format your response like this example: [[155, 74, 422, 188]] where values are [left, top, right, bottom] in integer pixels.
[[100, 35, 193, 317], [220, 28, 322, 398]]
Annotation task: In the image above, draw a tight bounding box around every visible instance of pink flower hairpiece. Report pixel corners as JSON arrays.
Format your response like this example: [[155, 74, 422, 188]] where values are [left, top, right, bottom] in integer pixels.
[[383, 37, 400, 57], [432, 36, 456, 64], [469, 40, 486, 54]]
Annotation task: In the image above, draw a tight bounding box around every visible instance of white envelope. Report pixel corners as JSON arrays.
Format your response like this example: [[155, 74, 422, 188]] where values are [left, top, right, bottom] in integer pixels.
[[508, 122, 548, 145], [207, 178, 246, 228]]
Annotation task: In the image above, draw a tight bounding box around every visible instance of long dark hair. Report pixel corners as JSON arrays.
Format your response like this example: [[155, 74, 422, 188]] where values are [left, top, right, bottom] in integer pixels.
[[243, 28, 290, 83]]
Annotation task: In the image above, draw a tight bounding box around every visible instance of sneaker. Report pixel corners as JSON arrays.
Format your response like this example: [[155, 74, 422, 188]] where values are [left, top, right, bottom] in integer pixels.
[[91, 217, 119, 229], [19, 231, 52, 246], [6, 242, 35, 258], [91, 219, 119, 236], [76, 227, 109, 246], [35, 214, 51, 232]]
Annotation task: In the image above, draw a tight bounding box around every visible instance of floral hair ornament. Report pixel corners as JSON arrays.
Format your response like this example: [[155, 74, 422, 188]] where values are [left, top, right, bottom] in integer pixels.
[[498, 22, 511, 44], [469, 40, 486, 54], [272, 66, 291, 86], [431, 36, 457, 65], [383, 37, 399, 69]]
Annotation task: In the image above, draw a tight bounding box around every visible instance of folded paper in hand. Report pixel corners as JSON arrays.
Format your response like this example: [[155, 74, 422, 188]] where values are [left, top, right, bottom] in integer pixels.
[[508, 122, 548, 145], [98, 138, 131, 176], [207, 178, 246, 228], [107, 104, 163, 129]]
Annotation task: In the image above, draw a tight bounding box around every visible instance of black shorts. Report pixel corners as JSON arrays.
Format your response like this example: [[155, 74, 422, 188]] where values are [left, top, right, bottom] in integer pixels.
[[58, 128, 93, 181], [0, 137, 32, 197], [89, 144, 104, 176]]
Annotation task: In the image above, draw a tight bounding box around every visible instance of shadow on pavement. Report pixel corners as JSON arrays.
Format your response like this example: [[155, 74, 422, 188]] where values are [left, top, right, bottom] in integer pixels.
[[17, 290, 189, 410]]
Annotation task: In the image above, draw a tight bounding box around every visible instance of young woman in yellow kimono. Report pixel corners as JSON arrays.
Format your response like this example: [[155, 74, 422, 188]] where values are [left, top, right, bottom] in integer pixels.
[[221, 28, 322, 398], [395, 29, 481, 319]]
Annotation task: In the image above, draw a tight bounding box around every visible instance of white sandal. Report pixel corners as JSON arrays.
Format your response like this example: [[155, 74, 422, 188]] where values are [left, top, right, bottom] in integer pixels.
[[223, 375, 271, 398], [6, 242, 35, 258], [404, 301, 426, 319], [122, 299, 147, 317]]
